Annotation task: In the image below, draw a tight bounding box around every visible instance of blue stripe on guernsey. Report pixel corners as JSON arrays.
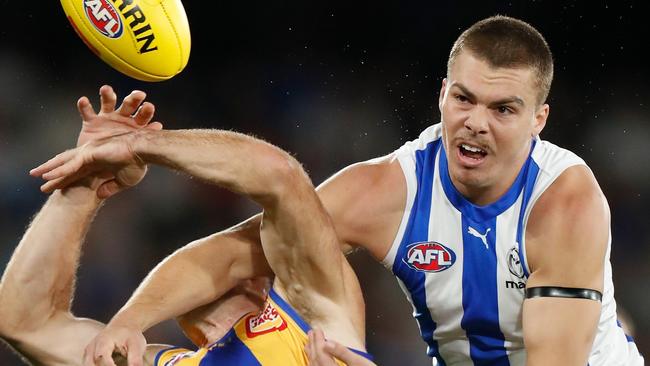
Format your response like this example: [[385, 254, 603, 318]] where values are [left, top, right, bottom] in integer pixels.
[[350, 348, 375, 361], [617, 320, 635, 342], [460, 216, 510, 366], [514, 140, 539, 278], [269, 288, 310, 333], [392, 139, 446, 365], [202, 328, 262, 365], [438, 143, 539, 365]]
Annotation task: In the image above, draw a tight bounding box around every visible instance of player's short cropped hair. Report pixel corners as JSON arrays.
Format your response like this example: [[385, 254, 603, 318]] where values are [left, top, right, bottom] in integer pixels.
[[448, 15, 554, 106]]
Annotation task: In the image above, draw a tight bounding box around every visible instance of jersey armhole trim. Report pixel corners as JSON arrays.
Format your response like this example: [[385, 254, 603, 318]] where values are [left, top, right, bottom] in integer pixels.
[[520, 161, 586, 277], [381, 153, 416, 270]]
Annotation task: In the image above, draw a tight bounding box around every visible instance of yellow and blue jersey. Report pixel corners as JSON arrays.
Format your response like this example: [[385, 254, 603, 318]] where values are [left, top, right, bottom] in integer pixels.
[[154, 288, 373, 365]]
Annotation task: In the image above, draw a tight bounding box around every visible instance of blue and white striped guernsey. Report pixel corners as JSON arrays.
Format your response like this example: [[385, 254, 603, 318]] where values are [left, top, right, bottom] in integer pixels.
[[382, 123, 644, 366]]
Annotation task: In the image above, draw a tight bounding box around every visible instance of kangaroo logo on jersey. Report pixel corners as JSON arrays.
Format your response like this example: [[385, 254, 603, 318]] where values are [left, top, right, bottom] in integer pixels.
[[84, 0, 124, 38], [403, 241, 456, 273], [245, 301, 287, 338], [507, 246, 525, 279]]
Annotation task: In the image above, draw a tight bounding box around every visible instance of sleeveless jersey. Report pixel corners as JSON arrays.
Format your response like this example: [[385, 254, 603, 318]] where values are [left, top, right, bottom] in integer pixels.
[[382, 123, 644, 365], [155, 288, 373, 366]]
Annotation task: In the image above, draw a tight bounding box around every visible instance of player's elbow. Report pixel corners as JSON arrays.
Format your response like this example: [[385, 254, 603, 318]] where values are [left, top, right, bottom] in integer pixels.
[[252, 150, 312, 205], [0, 302, 47, 342], [0, 280, 62, 337]]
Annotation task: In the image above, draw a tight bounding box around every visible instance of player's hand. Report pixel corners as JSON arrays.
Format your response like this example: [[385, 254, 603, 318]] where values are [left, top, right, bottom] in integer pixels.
[[76, 85, 161, 147], [306, 329, 377, 366], [30, 130, 146, 196], [83, 322, 146, 366], [52, 85, 162, 198]]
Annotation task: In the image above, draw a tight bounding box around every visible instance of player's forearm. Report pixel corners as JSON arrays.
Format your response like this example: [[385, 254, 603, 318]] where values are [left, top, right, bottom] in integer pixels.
[[0, 186, 102, 334], [109, 248, 230, 331], [108, 220, 269, 331], [131, 129, 301, 204]]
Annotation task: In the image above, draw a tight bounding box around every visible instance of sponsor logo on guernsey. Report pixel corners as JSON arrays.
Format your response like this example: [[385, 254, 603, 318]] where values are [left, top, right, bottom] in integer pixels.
[[505, 246, 526, 289], [403, 241, 456, 273], [245, 301, 287, 338], [84, 0, 123, 38], [467, 226, 491, 249]]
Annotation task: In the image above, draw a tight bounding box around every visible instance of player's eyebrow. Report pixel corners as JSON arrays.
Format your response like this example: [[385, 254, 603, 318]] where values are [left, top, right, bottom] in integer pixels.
[[453, 83, 525, 107], [451, 83, 477, 101], [489, 96, 525, 107]]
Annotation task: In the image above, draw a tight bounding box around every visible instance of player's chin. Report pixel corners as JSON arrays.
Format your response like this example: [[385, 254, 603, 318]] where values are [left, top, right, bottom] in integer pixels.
[[452, 168, 487, 188], [449, 156, 492, 186]]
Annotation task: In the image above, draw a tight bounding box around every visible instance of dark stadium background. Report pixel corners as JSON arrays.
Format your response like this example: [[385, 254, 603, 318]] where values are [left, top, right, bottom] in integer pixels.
[[1, 1, 648, 364]]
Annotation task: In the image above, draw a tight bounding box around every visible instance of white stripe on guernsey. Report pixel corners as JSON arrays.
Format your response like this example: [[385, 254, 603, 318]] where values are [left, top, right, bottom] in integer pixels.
[[382, 153, 418, 270], [588, 319, 644, 365], [428, 152, 471, 364], [495, 196, 526, 363]]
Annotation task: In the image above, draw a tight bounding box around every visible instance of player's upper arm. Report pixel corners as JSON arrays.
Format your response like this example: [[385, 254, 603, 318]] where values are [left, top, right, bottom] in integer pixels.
[[523, 165, 609, 365], [315, 154, 406, 260]]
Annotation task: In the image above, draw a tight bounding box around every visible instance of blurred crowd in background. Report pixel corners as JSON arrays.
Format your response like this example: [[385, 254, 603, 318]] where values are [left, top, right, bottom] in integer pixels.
[[1, 1, 648, 364]]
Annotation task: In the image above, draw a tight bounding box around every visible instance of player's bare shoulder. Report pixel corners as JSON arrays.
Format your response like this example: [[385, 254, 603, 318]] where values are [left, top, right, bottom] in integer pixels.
[[316, 154, 407, 259], [525, 165, 609, 287]]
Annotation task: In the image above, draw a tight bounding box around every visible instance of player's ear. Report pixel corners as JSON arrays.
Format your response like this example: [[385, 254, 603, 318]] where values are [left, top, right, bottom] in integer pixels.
[[532, 103, 549, 137], [438, 78, 447, 110]]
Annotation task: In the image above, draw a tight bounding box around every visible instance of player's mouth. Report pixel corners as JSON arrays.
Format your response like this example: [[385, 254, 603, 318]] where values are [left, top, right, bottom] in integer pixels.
[[456, 142, 488, 167]]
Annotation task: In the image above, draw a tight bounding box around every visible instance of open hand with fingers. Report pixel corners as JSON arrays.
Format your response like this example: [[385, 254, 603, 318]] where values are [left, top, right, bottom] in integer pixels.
[[31, 85, 163, 198]]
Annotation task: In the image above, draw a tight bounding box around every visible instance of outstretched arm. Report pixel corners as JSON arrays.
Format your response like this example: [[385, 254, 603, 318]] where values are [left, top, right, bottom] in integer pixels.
[[0, 86, 166, 366], [33, 126, 376, 348]]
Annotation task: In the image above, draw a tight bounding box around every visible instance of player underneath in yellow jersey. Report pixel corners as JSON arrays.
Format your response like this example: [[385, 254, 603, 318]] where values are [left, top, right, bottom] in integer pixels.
[[0, 86, 374, 366]]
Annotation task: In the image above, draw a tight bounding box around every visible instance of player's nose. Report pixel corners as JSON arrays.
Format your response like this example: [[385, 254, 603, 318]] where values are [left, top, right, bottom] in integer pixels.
[[464, 107, 489, 135]]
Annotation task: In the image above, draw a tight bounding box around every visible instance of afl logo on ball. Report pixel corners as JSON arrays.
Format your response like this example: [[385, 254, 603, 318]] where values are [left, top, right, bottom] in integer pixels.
[[403, 241, 456, 273], [83, 0, 123, 38]]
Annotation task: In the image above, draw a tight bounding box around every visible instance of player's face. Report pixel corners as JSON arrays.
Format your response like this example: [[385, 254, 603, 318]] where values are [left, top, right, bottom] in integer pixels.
[[439, 51, 549, 205]]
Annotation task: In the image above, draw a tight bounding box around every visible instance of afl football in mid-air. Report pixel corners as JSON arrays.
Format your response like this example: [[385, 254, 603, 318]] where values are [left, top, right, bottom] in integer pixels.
[[60, 0, 191, 81]]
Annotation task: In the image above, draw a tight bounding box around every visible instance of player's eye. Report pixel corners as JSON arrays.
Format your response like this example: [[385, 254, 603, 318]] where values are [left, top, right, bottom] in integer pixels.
[[455, 94, 469, 103], [496, 106, 513, 115]]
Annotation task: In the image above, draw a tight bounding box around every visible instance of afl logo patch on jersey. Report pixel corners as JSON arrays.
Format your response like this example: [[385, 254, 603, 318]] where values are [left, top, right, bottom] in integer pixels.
[[84, 0, 123, 38], [403, 241, 456, 273], [245, 301, 287, 338]]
